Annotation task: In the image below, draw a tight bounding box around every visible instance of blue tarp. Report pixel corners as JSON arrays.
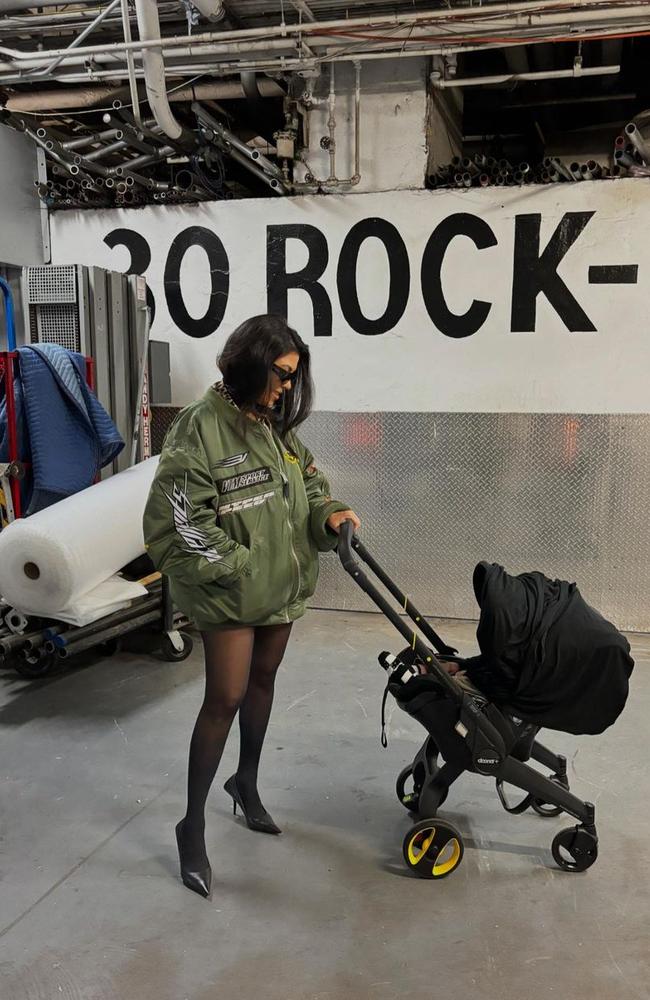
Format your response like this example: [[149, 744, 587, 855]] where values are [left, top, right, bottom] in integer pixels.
[[0, 343, 123, 514]]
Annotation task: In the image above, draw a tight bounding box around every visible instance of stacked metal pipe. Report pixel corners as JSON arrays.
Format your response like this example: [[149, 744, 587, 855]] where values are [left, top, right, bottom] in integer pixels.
[[8, 109, 221, 210], [612, 123, 650, 177], [0, 577, 188, 677], [428, 153, 623, 189], [430, 123, 650, 189]]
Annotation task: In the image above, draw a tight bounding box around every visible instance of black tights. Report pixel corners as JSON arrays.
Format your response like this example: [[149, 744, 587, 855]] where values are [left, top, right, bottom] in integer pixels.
[[180, 623, 292, 864]]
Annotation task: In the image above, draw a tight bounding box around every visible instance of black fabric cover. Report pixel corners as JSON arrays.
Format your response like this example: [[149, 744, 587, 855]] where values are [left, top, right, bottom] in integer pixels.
[[464, 562, 634, 736]]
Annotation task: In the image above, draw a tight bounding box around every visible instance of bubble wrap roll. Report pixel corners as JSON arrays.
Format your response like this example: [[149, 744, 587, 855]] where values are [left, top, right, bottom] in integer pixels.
[[0, 457, 159, 617]]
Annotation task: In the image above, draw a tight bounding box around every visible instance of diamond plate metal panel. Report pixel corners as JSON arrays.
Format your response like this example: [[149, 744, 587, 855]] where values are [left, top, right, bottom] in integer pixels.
[[303, 413, 650, 633], [151, 405, 181, 455]]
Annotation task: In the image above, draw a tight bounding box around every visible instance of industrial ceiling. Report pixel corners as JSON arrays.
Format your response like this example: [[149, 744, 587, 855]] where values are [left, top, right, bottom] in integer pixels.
[[0, 1, 648, 208]]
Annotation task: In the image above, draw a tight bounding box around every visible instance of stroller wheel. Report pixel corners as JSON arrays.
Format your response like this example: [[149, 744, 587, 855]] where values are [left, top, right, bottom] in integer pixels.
[[552, 826, 598, 873], [402, 819, 464, 880], [396, 766, 421, 813]]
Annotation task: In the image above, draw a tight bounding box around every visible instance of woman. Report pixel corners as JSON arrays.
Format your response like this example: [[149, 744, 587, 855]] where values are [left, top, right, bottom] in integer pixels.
[[143, 314, 360, 899]]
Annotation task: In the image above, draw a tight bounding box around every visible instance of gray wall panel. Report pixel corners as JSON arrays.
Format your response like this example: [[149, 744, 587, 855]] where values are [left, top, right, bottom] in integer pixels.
[[0, 126, 45, 265], [302, 412, 650, 633]]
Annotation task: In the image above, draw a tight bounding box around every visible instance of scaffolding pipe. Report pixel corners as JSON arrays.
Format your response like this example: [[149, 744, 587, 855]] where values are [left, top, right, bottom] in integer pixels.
[[62, 128, 122, 150], [224, 144, 285, 193], [193, 102, 284, 180], [56, 608, 164, 659]]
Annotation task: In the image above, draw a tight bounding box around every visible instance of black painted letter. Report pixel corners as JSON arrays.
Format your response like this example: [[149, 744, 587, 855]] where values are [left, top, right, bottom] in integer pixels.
[[421, 213, 497, 338], [104, 227, 155, 324], [164, 226, 229, 338], [511, 212, 595, 332], [337, 218, 410, 335], [267, 224, 331, 336]]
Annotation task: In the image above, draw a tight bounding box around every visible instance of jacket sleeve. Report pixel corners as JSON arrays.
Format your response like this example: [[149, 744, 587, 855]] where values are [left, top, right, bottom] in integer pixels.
[[291, 435, 349, 552], [143, 416, 250, 586]]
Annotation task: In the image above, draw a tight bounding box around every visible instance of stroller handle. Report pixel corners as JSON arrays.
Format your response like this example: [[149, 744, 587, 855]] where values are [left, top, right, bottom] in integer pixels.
[[337, 523, 460, 695], [337, 519, 359, 574]]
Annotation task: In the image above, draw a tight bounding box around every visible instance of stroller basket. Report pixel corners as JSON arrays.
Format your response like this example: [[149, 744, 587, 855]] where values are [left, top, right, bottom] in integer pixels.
[[337, 522, 599, 879]]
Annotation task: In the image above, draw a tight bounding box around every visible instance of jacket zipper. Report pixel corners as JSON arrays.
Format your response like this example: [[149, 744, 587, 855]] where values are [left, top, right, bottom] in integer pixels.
[[264, 425, 302, 619]]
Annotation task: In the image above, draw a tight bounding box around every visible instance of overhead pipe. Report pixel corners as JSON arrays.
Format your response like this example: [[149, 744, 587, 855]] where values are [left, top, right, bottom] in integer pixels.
[[133, 0, 183, 141], [431, 64, 620, 89], [295, 60, 361, 191], [120, 0, 142, 126], [4, 76, 284, 112], [0, 0, 103, 10], [190, 0, 225, 22], [22, 0, 120, 82], [0, 2, 648, 67], [0, 37, 296, 78]]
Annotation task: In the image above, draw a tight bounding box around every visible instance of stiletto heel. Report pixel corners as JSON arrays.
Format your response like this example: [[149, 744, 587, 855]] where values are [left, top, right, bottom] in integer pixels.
[[224, 776, 281, 835], [175, 820, 212, 898]]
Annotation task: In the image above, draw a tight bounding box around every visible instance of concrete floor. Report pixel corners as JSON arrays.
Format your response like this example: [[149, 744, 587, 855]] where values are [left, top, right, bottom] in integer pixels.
[[0, 610, 648, 1000]]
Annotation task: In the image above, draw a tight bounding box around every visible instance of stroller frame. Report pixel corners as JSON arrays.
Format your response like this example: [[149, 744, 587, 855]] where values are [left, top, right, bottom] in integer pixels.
[[337, 523, 599, 878]]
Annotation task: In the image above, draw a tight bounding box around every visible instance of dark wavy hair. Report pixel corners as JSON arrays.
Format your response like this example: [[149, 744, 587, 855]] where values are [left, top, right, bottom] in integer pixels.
[[217, 314, 313, 438]]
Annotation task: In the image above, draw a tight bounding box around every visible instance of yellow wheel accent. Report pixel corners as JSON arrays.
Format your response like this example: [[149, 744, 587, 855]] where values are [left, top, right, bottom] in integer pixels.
[[407, 829, 435, 867], [402, 819, 464, 880], [432, 838, 462, 877]]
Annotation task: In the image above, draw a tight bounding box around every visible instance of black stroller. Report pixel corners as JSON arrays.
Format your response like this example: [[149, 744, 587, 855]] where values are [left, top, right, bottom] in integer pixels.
[[337, 523, 609, 880]]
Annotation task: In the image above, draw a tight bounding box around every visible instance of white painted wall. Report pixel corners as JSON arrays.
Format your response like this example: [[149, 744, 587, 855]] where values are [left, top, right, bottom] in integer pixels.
[[296, 58, 428, 193], [51, 179, 650, 415], [0, 126, 45, 265]]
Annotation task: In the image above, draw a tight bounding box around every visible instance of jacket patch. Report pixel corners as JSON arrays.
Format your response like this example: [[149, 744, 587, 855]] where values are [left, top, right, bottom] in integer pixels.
[[218, 467, 273, 494], [219, 490, 276, 516], [162, 476, 223, 564], [213, 452, 248, 469]]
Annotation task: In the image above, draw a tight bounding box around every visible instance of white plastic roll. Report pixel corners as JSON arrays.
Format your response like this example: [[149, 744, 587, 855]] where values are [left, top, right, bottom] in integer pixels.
[[0, 457, 159, 618]]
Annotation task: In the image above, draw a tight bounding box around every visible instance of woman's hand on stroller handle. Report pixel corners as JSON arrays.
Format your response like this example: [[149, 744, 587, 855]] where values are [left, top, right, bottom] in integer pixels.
[[327, 510, 361, 533]]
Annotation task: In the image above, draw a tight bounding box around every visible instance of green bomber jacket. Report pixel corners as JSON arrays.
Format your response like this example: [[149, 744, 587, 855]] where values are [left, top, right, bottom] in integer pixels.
[[142, 384, 348, 629]]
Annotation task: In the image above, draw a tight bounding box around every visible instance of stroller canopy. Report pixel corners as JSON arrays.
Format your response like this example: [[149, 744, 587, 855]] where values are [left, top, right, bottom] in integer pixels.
[[465, 562, 634, 736]]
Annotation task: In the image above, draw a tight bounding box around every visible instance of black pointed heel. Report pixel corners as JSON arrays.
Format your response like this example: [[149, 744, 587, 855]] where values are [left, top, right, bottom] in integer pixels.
[[223, 776, 282, 835], [175, 820, 212, 898]]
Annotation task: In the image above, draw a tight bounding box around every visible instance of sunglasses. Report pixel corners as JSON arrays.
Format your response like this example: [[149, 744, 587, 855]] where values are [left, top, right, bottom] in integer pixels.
[[271, 364, 299, 385]]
